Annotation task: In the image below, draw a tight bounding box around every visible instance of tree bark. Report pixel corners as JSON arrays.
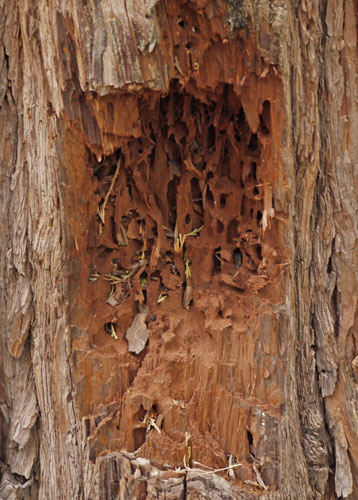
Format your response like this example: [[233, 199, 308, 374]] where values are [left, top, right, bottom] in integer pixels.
[[1, 1, 358, 499]]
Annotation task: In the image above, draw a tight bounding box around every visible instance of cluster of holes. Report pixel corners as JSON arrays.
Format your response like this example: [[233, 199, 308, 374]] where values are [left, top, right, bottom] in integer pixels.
[[88, 82, 272, 332]]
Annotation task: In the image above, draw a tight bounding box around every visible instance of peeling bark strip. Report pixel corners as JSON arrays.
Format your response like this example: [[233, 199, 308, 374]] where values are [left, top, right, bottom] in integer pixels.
[[1, 0, 358, 499]]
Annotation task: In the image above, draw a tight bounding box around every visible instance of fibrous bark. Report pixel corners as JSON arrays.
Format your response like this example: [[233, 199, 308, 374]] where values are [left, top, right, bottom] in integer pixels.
[[1, 0, 358, 499]]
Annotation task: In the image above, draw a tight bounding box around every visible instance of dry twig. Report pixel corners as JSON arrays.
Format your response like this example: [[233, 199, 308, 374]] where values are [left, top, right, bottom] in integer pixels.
[[98, 159, 121, 228]]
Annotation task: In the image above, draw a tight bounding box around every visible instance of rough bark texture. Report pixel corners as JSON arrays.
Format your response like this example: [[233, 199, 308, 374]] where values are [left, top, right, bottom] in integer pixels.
[[1, 0, 358, 499]]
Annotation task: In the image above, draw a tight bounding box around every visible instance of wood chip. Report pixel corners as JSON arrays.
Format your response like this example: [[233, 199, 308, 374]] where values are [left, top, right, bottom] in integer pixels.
[[125, 304, 150, 354]]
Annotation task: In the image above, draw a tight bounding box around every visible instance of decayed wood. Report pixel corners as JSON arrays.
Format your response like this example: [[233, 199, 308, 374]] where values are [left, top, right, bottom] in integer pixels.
[[1, 0, 358, 499]]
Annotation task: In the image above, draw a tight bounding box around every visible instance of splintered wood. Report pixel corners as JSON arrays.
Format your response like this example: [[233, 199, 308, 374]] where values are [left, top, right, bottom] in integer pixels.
[[74, 78, 284, 493]]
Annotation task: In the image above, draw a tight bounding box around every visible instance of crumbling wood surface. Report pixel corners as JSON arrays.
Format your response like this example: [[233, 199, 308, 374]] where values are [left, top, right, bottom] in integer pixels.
[[1, 0, 358, 499]]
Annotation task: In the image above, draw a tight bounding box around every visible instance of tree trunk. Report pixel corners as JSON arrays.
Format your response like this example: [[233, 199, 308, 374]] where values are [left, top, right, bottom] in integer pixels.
[[1, 0, 358, 498]]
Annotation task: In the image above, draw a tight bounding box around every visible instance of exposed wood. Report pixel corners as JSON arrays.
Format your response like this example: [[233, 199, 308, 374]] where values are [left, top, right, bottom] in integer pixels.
[[1, 1, 358, 499]]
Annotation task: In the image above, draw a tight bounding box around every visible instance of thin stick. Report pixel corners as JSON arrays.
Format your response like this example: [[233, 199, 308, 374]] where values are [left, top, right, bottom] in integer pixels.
[[149, 418, 161, 434], [192, 460, 215, 471], [249, 453, 261, 465], [171, 464, 242, 475], [203, 463, 242, 474], [98, 159, 121, 224], [253, 464, 268, 490]]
